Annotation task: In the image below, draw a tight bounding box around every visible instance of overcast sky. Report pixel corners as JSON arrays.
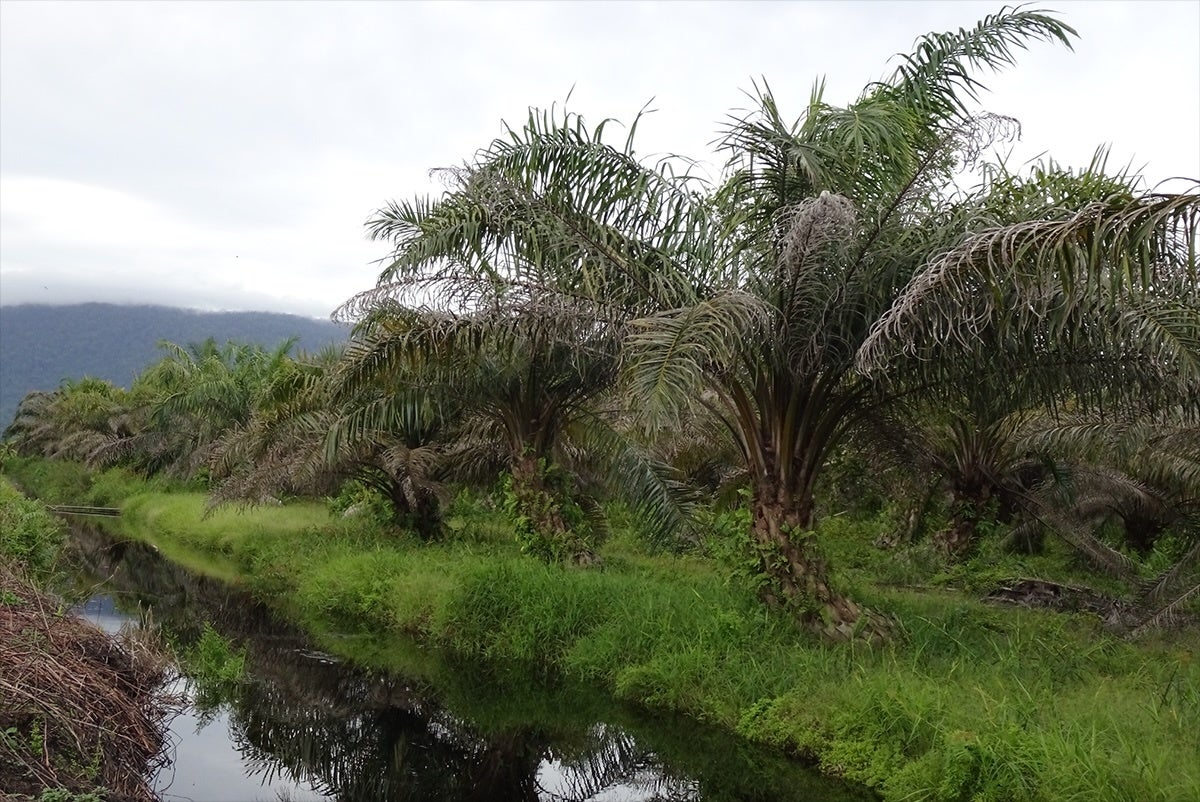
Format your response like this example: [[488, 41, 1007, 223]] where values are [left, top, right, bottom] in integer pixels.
[[1, 0, 1197, 320]]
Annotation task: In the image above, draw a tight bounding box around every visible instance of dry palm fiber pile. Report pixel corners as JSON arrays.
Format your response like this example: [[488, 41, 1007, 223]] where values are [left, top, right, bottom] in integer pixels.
[[0, 560, 181, 801]]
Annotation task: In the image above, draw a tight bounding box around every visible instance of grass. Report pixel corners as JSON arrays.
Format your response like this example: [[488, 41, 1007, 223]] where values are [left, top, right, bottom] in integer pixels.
[[6, 458, 1199, 801], [0, 476, 66, 583]]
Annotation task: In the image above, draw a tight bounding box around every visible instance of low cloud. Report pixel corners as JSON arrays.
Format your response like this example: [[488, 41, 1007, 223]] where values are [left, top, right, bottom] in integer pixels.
[[1, 1, 1196, 317]]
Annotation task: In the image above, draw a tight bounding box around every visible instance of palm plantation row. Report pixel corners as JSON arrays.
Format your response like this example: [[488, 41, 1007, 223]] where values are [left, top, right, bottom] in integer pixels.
[[7, 7, 1198, 640]]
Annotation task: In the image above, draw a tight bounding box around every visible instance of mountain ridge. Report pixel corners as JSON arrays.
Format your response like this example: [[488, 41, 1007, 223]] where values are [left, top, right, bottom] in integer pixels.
[[0, 303, 347, 429]]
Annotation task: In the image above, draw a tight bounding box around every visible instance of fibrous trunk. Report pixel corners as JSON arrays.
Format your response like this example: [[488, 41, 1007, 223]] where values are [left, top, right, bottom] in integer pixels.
[[386, 476, 442, 541], [751, 479, 892, 642], [509, 454, 594, 565], [1123, 514, 1165, 556], [936, 482, 992, 561]]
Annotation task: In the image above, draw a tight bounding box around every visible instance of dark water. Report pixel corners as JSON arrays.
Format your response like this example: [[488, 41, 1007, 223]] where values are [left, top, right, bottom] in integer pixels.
[[67, 526, 871, 802]]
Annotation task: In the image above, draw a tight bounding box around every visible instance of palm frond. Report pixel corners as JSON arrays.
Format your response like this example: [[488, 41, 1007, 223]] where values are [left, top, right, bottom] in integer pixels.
[[860, 185, 1200, 375], [564, 412, 701, 546], [340, 104, 715, 324], [879, 6, 1075, 121], [1131, 581, 1200, 637], [1140, 539, 1200, 606], [621, 291, 769, 427], [1030, 498, 1140, 579]]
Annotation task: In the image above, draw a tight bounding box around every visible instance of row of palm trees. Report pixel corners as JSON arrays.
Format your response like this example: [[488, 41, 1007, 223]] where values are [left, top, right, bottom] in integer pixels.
[[5, 339, 296, 480], [6, 6, 1198, 640]]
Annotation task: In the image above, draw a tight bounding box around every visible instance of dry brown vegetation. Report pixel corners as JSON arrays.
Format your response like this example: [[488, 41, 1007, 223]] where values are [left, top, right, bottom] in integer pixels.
[[0, 561, 181, 801]]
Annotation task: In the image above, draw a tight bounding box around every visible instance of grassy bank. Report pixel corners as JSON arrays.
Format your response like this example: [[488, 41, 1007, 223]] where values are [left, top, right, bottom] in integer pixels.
[[8, 460, 1200, 801]]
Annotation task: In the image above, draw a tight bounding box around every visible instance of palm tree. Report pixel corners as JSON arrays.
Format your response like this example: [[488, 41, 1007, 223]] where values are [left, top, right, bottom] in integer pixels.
[[334, 303, 637, 561], [2, 377, 149, 472], [339, 105, 703, 560], [210, 343, 449, 539], [128, 338, 299, 481], [347, 8, 1198, 637], [628, 16, 1198, 638], [1019, 408, 1200, 633]]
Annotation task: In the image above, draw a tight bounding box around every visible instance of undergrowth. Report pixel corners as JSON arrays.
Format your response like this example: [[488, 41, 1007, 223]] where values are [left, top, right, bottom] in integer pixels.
[[0, 476, 65, 583], [5, 458, 1198, 802]]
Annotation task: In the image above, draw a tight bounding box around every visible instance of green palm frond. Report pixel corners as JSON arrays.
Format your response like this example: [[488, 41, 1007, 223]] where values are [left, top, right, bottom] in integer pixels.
[[1131, 583, 1200, 637], [1141, 538, 1200, 603], [621, 291, 769, 427], [342, 104, 715, 324], [860, 185, 1200, 376], [1022, 490, 1140, 579], [879, 6, 1075, 121], [1115, 296, 1200, 383], [562, 411, 701, 546], [719, 7, 1072, 223], [323, 391, 441, 465], [1132, 537, 1200, 636]]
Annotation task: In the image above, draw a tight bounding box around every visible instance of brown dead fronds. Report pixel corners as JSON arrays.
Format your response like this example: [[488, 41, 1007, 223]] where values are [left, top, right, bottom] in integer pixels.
[[0, 561, 182, 801]]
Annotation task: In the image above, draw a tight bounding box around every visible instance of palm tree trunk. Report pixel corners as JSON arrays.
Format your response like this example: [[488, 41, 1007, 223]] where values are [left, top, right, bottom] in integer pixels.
[[1123, 514, 1164, 556], [936, 482, 992, 560], [751, 478, 891, 641], [508, 454, 593, 564], [510, 454, 569, 534], [405, 479, 443, 542], [384, 476, 442, 541]]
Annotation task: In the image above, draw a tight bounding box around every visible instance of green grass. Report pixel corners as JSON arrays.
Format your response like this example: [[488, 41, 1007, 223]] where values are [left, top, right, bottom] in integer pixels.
[[6, 458, 1199, 802], [0, 476, 66, 582], [737, 604, 1200, 800]]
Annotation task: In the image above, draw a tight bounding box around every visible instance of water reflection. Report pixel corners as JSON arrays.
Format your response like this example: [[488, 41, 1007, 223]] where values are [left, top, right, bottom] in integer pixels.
[[68, 526, 868, 802]]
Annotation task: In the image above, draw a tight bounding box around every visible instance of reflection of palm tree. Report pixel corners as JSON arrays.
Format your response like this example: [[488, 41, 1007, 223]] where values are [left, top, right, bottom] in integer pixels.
[[456, 728, 544, 802], [541, 724, 697, 801], [225, 673, 550, 802], [74, 526, 871, 802]]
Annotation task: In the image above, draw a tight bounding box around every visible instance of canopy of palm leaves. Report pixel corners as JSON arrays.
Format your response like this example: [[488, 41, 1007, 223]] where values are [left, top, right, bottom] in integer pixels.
[[337, 6, 1199, 638]]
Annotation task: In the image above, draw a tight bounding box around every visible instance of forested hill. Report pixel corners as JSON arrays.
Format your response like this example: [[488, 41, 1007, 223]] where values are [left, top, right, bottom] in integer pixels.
[[0, 303, 347, 429]]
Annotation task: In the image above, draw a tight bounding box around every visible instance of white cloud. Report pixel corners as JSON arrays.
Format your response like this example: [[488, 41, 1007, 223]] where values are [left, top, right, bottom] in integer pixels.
[[3, 177, 210, 249], [1, 0, 1197, 317], [0, 174, 383, 317]]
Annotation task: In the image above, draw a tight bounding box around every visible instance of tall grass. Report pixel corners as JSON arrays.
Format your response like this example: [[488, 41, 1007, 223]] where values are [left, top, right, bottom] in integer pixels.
[[0, 476, 66, 582], [7, 458, 1199, 802]]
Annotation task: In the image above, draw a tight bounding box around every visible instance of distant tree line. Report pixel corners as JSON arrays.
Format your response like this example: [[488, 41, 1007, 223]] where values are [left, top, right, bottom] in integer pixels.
[[0, 302, 345, 427]]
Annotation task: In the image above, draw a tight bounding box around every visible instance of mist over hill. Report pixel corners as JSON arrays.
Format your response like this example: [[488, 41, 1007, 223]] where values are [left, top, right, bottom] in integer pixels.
[[0, 303, 347, 429]]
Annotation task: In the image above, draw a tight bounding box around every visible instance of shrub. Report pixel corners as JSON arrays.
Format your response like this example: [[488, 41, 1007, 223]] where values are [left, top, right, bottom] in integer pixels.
[[0, 477, 65, 581]]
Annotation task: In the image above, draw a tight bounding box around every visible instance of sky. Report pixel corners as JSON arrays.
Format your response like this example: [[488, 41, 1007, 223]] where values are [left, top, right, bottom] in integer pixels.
[[1, 0, 1197, 321]]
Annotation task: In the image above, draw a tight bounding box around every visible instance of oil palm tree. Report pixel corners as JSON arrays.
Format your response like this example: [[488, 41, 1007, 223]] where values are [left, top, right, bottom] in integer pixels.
[[1020, 407, 1200, 634], [333, 302, 687, 561], [348, 7, 1198, 637], [208, 343, 450, 539], [625, 16, 1197, 638], [3, 378, 134, 464], [338, 103, 705, 560], [123, 338, 300, 481]]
